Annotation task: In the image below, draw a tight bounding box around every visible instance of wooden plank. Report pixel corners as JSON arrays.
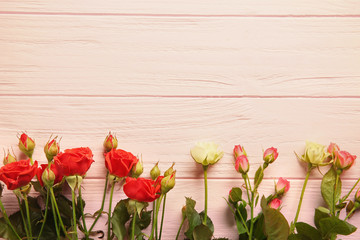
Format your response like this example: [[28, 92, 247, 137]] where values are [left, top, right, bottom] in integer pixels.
[[1, 16, 360, 97], [0, 0, 360, 15], [0, 96, 359, 179], [1, 179, 359, 239]]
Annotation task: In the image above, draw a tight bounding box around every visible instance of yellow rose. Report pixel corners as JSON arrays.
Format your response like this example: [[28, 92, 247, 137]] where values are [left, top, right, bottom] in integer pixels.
[[190, 142, 224, 166], [302, 141, 330, 166]]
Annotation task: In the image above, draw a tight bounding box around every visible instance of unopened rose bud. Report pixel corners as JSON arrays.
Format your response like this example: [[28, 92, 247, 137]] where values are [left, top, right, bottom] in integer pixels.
[[44, 137, 60, 162], [150, 162, 161, 180], [327, 142, 340, 157], [164, 163, 175, 177], [41, 167, 56, 187], [233, 145, 246, 159], [235, 155, 249, 174], [263, 147, 278, 164], [18, 133, 35, 158], [334, 150, 356, 171], [131, 160, 143, 178], [3, 150, 16, 165], [269, 198, 282, 209], [103, 133, 118, 152], [355, 188, 360, 203], [161, 171, 176, 194], [275, 177, 290, 196]]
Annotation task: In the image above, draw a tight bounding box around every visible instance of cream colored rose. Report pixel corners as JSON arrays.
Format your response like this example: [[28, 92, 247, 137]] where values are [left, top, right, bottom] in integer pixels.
[[302, 141, 330, 166], [190, 142, 224, 166]]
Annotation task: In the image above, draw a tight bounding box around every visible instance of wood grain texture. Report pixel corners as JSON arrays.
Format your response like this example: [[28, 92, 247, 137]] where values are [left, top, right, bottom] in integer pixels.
[[0, 97, 359, 180], [1, 16, 360, 97], [1, 0, 360, 15]]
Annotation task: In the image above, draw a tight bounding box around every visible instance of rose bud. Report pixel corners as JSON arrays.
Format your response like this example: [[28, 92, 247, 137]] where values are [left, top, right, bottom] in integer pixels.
[[275, 177, 290, 196], [44, 137, 60, 162], [41, 167, 56, 187], [131, 160, 143, 178], [355, 188, 360, 203], [150, 162, 161, 180], [327, 142, 340, 157], [263, 147, 279, 164], [301, 141, 330, 167], [36, 163, 63, 187], [269, 198, 282, 209], [190, 142, 224, 166], [233, 145, 247, 159], [235, 155, 249, 174], [18, 133, 35, 158], [164, 163, 175, 177], [103, 133, 118, 152], [334, 150, 356, 171], [3, 150, 17, 165], [161, 171, 176, 194]]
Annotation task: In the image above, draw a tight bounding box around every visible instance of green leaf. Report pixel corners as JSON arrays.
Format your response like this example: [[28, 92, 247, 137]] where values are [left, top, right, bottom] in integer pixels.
[[260, 196, 289, 240], [314, 207, 330, 229], [111, 199, 130, 240], [184, 197, 201, 240], [193, 224, 213, 240], [0, 217, 20, 240], [234, 202, 248, 235], [253, 213, 266, 240], [321, 167, 341, 214], [136, 210, 151, 230], [254, 166, 264, 189], [319, 216, 357, 237], [287, 234, 303, 240], [295, 222, 322, 240], [199, 211, 214, 233], [229, 187, 242, 203]]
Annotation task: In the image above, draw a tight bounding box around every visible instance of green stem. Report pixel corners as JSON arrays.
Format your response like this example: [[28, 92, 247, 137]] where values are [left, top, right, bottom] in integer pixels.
[[78, 187, 89, 239], [175, 215, 186, 240], [236, 208, 250, 235], [249, 180, 255, 239], [24, 195, 32, 239], [16, 196, 29, 237], [203, 165, 208, 225], [71, 189, 78, 240], [341, 178, 360, 203], [159, 194, 166, 240], [293, 166, 312, 230], [37, 188, 50, 240], [150, 194, 164, 240], [151, 201, 156, 239], [344, 207, 356, 221], [131, 212, 137, 240], [107, 182, 115, 240], [0, 199, 21, 240], [155, 198, 158, 240], [333, 172, 340, 216], [30, 156, 34, 165], [50, 188, 71, 239], [89, 172, 109, 232], [50, 193, 60, 239]]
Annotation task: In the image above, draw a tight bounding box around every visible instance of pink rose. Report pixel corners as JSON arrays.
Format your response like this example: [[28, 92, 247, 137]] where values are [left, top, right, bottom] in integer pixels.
[[327, 142, 340, 156], [275, 177, 290, 195], [355, 188, 360, 203], [235, 155, 249, 174], [233, 145, 246, 159], [334, 150, 356, 171], [269, 198, 282, 209], [263, 147, 278, 164]]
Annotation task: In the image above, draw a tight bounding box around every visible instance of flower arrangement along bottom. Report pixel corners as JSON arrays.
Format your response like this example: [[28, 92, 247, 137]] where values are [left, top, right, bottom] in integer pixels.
[[0, 133, 359, 240]]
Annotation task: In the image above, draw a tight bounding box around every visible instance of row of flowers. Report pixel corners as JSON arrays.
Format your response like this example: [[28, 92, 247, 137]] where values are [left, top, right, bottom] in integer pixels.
[[0, 133, 359, 240]]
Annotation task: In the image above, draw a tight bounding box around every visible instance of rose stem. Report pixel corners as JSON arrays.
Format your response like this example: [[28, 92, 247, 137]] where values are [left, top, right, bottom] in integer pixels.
[[333, 171, 340, 216], [23, 195, 32, 239], [341, 178, 360, 204], [79, 187, 89, 239], [131, 212, 137, 240], [71, 189, 78, 240], [203, 165, 208, 225], [89, 172, 109, 232], [175, 214, 186, 240], [155, 194, 164, 240], [158, 194, 167, 240], [0, 198, 21, 240], [243, 174, 254, 239], [107, 182, 115, 240], [50, 187, 71, 239], [292, 165, 312, 231], [37, 188, 50, 240], [16, 196, 29, 237], [50, 192, 61, 239]]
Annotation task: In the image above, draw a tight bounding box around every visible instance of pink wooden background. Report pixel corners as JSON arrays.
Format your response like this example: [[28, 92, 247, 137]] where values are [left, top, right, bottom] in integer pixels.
[[0, 1, 360, 239]]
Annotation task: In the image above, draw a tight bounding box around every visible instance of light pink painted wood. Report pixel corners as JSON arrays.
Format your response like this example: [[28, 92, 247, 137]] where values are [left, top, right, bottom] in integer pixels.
[[1, 16, 360, 96], [1, 0, 360, 15]]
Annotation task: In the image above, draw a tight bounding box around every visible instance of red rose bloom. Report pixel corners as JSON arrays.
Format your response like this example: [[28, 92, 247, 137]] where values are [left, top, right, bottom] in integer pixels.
[[36, 163, 63, 187], [123, 177, 162, 202], [105, 149, 138, 178], [54, 147, 94, 176], [0, 159, 38, 190]]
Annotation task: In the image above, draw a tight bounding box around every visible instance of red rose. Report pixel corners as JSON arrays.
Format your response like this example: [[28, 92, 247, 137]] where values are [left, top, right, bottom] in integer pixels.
[[105, 149, 138, 178], [0, 159, 38, 190], [123, 177, 162, 202], [36, 163, 63, 187], [54, 147, 94, 176]]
